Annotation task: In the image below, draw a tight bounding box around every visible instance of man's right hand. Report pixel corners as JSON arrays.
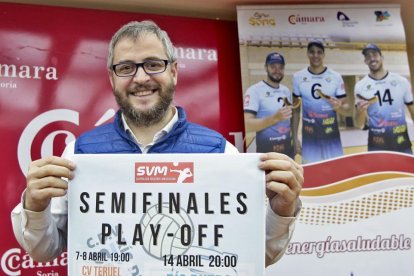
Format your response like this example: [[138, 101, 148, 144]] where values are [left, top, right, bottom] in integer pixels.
[[25, 156, 76, 212], [274, 106, 292, 122]]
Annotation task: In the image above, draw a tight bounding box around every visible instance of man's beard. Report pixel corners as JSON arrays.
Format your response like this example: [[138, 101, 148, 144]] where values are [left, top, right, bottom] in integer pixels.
[[114, 82, 175, 127], [368, 63, 382, 74], [268, 73, 283, 83]]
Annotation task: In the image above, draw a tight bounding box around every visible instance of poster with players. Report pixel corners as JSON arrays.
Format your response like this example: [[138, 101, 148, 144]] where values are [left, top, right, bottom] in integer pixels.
[[237, 4, 414, 276], [237, 4, 413, 162], [68, 154, 265, 276]]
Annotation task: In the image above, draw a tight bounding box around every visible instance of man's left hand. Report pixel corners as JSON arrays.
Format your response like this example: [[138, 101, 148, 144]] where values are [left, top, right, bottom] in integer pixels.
[[259, 152, 304, 217]]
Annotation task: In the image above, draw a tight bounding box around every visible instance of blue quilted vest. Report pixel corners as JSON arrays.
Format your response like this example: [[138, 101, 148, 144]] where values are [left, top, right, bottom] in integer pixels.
[[74, 107, 226, 154]]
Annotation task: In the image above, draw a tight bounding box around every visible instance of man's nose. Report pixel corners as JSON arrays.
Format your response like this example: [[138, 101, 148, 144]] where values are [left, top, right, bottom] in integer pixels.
[[132, 66, 150, 82]]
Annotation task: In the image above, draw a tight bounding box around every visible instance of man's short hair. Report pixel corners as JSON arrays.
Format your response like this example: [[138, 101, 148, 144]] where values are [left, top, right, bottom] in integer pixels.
[[265, 52, 285, 65], [107, 20, 177, 69], [307, 40, 325, 52], [362, 43, 382, 56]]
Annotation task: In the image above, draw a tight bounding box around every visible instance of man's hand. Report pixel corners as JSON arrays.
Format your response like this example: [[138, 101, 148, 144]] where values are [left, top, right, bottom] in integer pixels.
[[327, 97, 343, 111], [272, 106, 292, 123], [259, 153, 303, 217], [25, 156, 76, 212], [355, 99, 370, 113]]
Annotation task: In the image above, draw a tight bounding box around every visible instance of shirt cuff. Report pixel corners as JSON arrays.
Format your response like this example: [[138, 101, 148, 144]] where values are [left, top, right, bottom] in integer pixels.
[[266, 203, 296, 238], [20, 190, 53, 231], [24, 204, 53, 230], [266, 199, 302, 264]]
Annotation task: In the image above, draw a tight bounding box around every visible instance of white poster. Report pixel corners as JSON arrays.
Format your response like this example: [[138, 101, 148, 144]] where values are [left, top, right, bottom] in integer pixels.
[[68, 154, 265, 276]]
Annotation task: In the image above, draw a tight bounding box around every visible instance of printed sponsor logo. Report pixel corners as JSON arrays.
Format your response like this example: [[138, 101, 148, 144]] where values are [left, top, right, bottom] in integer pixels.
[[1, 248, 66, 276], [337, 11, 350, 21], [337, 11, 359, 27], [0, 63, 58, 89], [17, 108, 115, 177], [286, 234, 411, 258], [248, 12, 276, 26], [0, 63, 58, 80], [175, 47, 217, 61], [135, 162, 194, 183], [244, 95, 250, 107], [375, 11, 390, 22], [288, 14, 325, 25], [174, 47, 217, 69]]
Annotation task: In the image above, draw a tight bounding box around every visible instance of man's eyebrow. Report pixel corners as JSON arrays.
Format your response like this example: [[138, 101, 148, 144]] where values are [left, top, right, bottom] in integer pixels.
[[143, 56, 168, 61], [115, 59, 135, 63], [115, 57, 167, 63]]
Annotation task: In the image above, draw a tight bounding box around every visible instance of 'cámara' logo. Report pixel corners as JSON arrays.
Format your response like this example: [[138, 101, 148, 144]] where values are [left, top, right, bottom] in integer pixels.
[[0, 63, 57, 80], [1, 248, 67, 275], [0, 63, 58, 89], [288, 14, 325, 25]]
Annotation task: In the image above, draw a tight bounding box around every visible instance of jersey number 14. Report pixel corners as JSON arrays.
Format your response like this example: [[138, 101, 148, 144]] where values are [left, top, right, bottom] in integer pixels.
[[374, 89, 394, 106]]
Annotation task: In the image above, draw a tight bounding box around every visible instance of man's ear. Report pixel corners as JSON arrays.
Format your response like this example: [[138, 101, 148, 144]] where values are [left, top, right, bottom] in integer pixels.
[[171, 61, 178, 85], [108, 69, 114, 88]]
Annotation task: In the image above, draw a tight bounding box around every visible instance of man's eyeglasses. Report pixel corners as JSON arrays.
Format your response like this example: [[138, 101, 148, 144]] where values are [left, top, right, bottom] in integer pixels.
[[112, 60, 170, 77]]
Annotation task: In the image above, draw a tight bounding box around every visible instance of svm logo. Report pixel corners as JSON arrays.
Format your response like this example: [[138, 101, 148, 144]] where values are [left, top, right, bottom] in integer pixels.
[[135, 162, 194, 184]]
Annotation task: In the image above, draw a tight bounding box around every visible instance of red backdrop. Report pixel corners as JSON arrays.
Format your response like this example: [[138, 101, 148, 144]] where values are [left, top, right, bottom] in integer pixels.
[[0, 3, 244, 275]]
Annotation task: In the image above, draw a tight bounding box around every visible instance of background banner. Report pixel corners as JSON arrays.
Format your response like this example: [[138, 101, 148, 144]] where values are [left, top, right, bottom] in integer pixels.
[[271, 152, 414, 275], [0, 3, 244, 275], [237, 4, 414, 275], [3, 2, 413, 275]]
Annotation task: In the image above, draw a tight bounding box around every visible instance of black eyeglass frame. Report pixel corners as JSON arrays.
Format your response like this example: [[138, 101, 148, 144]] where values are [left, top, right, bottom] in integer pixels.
[[111, 60, 170, 77]]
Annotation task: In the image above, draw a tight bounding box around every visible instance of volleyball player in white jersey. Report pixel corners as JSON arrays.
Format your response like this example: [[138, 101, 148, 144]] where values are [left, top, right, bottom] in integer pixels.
[[244, 52, 295, 158], [292, 40, 350, 163], [355, 43, 414, 154]]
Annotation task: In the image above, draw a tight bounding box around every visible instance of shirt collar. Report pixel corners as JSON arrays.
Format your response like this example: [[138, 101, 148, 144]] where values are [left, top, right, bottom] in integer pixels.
[[121, 107, 178, 150]]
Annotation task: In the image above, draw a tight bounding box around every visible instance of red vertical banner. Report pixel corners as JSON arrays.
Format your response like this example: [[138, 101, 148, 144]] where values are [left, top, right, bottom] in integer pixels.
[[0, 3, 243, 275]]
